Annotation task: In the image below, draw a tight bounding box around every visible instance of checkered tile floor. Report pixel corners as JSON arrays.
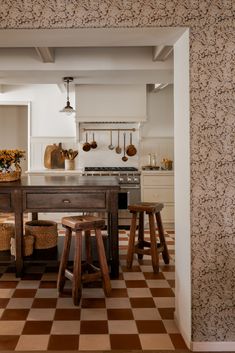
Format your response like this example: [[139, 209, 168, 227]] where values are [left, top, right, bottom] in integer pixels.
[[0, 213, 188, 351]]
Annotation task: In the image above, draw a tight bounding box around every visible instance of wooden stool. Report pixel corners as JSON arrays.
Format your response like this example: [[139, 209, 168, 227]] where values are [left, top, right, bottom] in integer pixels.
[[57, 215, 111, 305], [126, 202, 170, 273]]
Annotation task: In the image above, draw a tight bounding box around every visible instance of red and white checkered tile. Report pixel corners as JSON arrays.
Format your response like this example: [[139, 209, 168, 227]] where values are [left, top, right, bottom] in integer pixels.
[[0, 213, 188, 351]]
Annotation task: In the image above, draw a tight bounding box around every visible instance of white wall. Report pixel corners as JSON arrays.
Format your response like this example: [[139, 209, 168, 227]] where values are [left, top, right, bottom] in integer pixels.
[[174, 30, 191, 347], [140, 84, 174, 167], [143, 84, 174, 137], [0, 84, 76, 137]]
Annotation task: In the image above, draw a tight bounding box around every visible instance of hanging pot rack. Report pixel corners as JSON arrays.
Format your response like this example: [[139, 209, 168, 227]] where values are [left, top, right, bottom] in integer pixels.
[[81, 128, 136, 132]]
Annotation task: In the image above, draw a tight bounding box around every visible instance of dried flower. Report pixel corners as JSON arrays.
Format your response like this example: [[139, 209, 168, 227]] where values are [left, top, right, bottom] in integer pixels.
[[0, 149, 25, 172]]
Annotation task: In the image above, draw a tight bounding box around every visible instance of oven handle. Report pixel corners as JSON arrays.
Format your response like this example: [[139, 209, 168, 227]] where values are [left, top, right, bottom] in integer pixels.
[[120, 185, 140, 189]]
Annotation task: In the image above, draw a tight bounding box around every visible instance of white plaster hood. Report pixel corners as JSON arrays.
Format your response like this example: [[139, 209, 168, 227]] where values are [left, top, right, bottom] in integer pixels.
[[75, 84, 147, 122]]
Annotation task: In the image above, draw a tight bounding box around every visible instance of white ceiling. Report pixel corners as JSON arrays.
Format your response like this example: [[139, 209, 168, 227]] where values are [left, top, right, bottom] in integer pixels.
[[0, 27, 185, 85]]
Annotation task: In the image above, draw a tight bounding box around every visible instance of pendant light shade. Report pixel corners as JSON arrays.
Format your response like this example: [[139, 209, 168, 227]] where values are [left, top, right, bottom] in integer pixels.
[[60, 77, 76, 115]]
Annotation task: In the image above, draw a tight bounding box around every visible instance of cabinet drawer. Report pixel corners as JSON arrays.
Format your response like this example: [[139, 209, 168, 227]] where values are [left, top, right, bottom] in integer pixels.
[[143, 187, 174, 203], [143, 175, 174, 186], [25, 192, 106, 210], [0, 193, 11, 211]]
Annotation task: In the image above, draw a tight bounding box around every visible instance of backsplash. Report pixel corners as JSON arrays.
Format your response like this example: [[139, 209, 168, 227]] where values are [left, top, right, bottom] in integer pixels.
[[140, 137, 174, 168], [29, 123, 141, 171], [77, 122, 140, 169], [30, 125, 174, 171]]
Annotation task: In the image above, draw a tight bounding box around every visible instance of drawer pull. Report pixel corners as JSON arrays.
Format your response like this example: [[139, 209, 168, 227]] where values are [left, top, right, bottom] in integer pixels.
[[63, 199, 71, 204]]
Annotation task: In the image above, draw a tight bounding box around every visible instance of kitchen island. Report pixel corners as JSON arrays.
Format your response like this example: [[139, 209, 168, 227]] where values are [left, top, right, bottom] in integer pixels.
[[0, 175, 120, 277]]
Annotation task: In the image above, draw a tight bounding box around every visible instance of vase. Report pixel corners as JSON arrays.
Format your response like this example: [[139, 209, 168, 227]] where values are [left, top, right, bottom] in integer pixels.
[[0, 170, 21, 182], [64, 159, 75, 170]]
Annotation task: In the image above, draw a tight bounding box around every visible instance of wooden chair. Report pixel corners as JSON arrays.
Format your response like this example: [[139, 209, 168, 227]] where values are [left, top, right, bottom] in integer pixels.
[[126, 202, 170, 273], [57, 215, 111, 305]]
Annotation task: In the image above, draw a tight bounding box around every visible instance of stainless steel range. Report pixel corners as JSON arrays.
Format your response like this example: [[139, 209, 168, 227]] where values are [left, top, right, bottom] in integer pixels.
[[83, 167, 141, 227]]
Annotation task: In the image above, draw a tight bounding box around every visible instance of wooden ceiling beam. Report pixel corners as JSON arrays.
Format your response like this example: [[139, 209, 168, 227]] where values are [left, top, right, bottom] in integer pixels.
[[35, 47, 55, 63], [152, 45, 173, 61]]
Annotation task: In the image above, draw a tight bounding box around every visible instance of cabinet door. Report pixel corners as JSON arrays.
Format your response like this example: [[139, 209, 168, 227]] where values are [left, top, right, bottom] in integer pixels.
[[160, 204, 174, 223], [142, 187, 174, 203]]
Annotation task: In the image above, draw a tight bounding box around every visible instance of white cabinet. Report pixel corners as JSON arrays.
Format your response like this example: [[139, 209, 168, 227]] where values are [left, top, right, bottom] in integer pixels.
[[141, 171, 174, 224]]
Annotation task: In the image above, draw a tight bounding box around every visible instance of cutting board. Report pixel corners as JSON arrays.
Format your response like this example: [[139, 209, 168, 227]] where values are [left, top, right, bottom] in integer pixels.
[[44, 143, 65, 169]]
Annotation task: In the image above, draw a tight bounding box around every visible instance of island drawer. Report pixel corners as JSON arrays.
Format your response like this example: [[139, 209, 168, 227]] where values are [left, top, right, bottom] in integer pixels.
[[0, 193, 11, 211], [25, 192, 106, 210]]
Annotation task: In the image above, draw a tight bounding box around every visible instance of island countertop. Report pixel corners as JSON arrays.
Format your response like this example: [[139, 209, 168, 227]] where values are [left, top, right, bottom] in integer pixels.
[[0, 175, 120, 188]]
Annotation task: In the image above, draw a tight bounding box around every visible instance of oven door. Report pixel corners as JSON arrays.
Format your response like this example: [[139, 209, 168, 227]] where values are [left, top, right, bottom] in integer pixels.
[[118, 184, 141, 227], [118, 184, 141, 209]]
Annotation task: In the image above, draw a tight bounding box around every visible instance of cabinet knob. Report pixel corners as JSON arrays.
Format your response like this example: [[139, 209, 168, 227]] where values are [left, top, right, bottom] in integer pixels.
[[63, 199, 71, 204]]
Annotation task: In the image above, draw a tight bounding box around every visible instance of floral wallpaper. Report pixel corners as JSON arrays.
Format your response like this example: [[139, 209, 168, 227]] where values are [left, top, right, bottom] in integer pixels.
[[0, 0, 234, 343]]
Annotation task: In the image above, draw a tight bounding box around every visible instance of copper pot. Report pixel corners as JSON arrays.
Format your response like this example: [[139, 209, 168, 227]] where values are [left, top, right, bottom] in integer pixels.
[[82, 133, 91, 152], [122, 133, 128, 162], [126, 132, 137, 157], [90, 133, 97, 149]]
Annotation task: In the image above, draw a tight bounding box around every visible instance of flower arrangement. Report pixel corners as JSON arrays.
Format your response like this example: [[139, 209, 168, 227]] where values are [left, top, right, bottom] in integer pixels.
[[61, 148, 78, 160], [0, 149, 25, 173]]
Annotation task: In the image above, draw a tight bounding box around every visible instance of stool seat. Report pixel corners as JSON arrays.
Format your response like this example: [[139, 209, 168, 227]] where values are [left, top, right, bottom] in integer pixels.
[[128, 202, 164, 213], [127, 202, 169, 273], [57, 215, 111, 305], [61, 215, 105, 231]]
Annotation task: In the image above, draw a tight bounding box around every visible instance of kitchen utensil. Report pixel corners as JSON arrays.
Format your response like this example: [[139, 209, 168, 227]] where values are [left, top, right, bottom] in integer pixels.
[[126, 132, 137, 157], [115, 130, 122, 154], [108, 130, 115, 150], [122, 133, 128, 162], [44, 142, 65, 169], [82, 133, 91, 152], [90, 133, 97, 149]]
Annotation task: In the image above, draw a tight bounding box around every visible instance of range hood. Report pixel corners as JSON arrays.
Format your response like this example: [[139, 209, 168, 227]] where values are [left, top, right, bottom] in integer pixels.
[[75, 84, 146, 122]]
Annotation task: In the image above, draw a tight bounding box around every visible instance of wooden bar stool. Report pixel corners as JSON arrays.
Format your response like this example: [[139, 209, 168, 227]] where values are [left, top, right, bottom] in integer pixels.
[[126, 202, 170, 273], [57, 215, 111, 305]]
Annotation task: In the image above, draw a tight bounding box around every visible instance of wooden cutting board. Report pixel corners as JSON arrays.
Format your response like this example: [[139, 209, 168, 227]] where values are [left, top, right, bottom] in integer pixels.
[[44, 143, 65, 169]]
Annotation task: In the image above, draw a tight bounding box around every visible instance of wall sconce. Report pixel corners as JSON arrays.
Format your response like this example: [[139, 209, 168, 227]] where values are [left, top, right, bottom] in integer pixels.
[[60, 77, 76, 115]]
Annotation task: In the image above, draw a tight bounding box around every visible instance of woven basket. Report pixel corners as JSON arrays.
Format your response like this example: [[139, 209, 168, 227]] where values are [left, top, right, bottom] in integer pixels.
[[0, 171, 21, 182], [0, 223, 15, 250], [10, 235, 34, 257], [25, 220, 58, 249]]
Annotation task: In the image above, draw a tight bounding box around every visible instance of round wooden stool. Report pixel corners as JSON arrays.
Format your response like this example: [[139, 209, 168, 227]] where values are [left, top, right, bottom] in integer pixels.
[[126, 202, 170, 273], [57, 215, 111, 305]]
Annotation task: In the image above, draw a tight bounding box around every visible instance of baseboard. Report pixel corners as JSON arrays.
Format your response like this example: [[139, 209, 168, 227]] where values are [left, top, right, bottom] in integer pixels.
[[191, 341, 235, 351], [174, 312, 235, 352], [174, 311, 191, 349]]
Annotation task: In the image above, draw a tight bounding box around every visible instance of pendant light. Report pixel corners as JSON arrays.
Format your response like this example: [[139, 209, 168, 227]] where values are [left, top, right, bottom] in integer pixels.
[[60, 77, 76, 115]]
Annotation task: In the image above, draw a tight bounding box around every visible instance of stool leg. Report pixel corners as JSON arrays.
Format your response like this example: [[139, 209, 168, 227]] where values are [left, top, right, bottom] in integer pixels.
[[57, 227, 72, 293], [126, 211, 137, 268], [95, 228, 111, 296], [148, 212, 159, 273], [85, 230, 92, 264], [72, 230, 82, 305], [137, 211, 144, 259], [155, 212, 170, 264]]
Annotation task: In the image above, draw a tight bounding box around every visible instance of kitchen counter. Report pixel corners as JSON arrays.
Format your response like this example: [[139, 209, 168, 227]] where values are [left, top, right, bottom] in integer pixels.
[[26, 169, 83, 175], [141, 170, 174, 175]]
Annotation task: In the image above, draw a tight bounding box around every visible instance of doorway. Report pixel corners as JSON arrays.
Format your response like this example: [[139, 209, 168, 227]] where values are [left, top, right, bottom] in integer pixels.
[[0, 104, 29, 175]]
